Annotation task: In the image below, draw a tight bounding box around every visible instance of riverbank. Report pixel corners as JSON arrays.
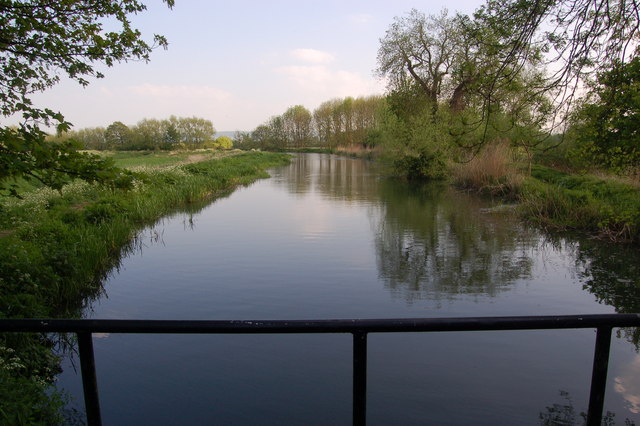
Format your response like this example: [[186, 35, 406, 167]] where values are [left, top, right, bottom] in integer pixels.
[[519, 166, 640, 243], [0, 151, 290, 424], [453, 158, 640, 244]]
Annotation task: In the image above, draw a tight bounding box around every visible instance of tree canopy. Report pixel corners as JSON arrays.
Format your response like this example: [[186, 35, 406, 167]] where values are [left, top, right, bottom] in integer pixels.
[[472, 0, 639, 126], [0, 0, 174, 195]]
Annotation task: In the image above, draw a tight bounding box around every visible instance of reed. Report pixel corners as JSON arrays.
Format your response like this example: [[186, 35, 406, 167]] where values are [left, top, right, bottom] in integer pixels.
[[453, 140, 523, 198]]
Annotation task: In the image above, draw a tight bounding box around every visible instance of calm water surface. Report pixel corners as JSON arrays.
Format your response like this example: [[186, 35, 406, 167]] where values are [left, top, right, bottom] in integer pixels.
[[58, 154, 640, 425]]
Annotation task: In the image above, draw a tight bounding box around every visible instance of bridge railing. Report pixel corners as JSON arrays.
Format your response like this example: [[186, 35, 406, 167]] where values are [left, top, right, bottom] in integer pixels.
[[2, 313, 639, 426]]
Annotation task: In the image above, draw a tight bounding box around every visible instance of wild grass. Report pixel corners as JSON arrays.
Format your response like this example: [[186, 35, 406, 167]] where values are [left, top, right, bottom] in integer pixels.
[[453, 140, 524, 198], [519, 165, 640, 243], [92, 149, 234, 169], [451, 141, 640, 243], [335, 145, 377, 158]]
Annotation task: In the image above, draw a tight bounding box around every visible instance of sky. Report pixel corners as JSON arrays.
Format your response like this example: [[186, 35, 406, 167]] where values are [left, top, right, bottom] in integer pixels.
[[22, 0, 484, 132]]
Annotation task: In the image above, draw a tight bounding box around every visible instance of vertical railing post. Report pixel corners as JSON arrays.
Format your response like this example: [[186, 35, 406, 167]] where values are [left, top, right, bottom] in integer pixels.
[[78, 332, 102, 426], [353, 331, 367, 426], [586, 326, 612, 426]]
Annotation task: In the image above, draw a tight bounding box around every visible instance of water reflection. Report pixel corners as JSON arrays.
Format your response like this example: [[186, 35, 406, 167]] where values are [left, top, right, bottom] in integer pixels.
[[575, 239, 640, 313], [538, 390, 628, 425], [373, 181, 535, 302], [276, 155, 539, 302], [615, 354, 640, 415], [573, 238, 640, 345], [275, 155, 640, 318], [275, 154, 381, 202]]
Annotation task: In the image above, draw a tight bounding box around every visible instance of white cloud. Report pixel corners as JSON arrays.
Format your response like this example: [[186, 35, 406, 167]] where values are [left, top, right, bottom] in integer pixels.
[[290, 48, 335, 64], [615, 354, 640, 414], [276, 65, 384, 99], [128, 84, 232, 101]]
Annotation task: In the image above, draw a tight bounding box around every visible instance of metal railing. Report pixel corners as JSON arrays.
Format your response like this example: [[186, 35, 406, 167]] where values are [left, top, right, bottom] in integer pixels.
[[2, 313, 639, 426]]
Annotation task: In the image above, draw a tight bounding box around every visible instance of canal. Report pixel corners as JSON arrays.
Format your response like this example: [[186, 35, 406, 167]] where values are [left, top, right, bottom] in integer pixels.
[[57, 154, 640, 425]]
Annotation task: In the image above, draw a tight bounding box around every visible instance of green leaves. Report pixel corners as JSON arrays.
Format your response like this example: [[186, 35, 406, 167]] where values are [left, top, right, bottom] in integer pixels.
[[0, 0, 172, 194], [571, 55, 640, 174]]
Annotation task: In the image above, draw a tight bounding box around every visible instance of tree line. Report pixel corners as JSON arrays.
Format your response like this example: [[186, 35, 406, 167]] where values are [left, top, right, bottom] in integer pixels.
[[49, 116, 233, 151], [236, 96, 384, 150]]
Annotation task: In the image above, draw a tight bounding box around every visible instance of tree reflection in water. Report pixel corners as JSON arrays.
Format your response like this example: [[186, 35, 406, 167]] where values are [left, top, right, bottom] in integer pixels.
[[374, 181, 536, 303], [573, 238, 640, 346], [539, 390, 635, 425]]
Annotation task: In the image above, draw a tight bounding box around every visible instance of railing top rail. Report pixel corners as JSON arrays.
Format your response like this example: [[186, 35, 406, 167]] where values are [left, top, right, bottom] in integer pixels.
[[0, 313, 638, 334]]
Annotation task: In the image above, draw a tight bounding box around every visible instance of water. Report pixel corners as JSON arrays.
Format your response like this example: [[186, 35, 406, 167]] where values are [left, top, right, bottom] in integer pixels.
[[57, 154, 640, 425]]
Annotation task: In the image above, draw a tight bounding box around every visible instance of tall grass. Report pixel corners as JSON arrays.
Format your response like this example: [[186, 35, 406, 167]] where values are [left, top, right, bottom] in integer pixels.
[[453, 140, 523, 198], [452, 142, 640, 243], [519, 165, 640, 243]]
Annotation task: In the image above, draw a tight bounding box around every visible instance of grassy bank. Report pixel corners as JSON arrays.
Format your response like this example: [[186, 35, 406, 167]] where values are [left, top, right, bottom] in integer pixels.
[[453, 148, 640, 244], [0, 151, 290, 424], [519, 166, 640, 243]]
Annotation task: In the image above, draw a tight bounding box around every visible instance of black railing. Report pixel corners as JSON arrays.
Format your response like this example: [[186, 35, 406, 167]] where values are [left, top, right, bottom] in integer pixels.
[[2, 313, 639, 426]]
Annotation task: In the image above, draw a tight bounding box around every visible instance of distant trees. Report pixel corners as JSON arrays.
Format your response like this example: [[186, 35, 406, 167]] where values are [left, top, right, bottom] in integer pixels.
[[215, 136, 233, 150], [105, 121, 132, 148], [58, 116, 222, 151], [244, 96, 385, 150], [283, 105, 313, 148], [170, 116, 216, 147]]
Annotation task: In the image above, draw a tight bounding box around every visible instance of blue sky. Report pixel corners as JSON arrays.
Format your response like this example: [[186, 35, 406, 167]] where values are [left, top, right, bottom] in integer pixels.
[[26, 0, 484, 132]]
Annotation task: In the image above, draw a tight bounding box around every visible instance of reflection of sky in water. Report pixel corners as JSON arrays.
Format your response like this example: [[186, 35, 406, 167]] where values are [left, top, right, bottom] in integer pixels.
[[615, 354, 640, 414]]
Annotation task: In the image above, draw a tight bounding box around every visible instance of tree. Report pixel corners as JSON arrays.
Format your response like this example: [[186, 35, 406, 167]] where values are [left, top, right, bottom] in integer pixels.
[[133, 118, 166, 150], [164, 122, 180, 147], [570, 55, 640, 174], [472, 0, 639, 129], [282, 105, 312, 147], [215, 136, 233, 150], [170, 116, 216, 147], [313, 101, 335, 149], [74, 127, 107, 150], [105, 121, 132, 149], [377, 9, 465, 117], [0, 0, 174, 194]]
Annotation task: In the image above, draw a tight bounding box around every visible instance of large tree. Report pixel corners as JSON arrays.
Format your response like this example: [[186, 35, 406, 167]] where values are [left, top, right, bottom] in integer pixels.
[[377, 9, 464, 117], [0, 0, 174, 194]]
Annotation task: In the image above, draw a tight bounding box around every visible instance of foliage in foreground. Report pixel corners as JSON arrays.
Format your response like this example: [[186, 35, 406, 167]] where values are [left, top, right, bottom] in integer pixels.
[[1, 0, 174, 194], [0, 151, 290, 424]]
